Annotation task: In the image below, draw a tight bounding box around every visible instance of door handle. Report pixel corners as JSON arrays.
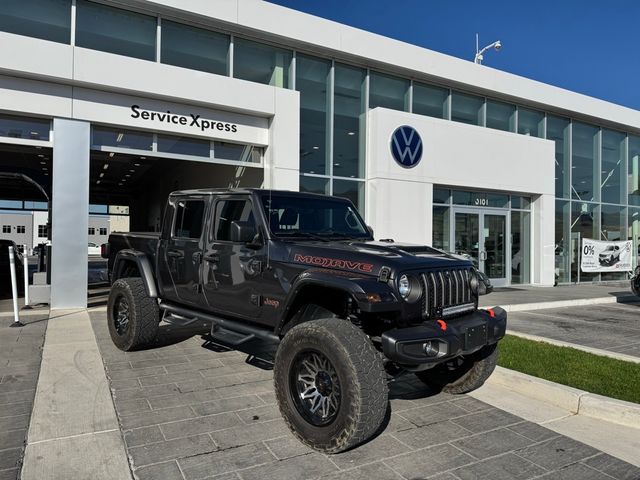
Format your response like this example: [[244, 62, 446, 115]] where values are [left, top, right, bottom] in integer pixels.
[[480, 251, 487, 261], [204, 254, 220, 263], [166, 250, 181, 258]]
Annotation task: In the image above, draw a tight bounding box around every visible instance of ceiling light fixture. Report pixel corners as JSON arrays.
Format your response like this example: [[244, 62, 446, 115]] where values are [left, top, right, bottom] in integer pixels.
[[347, 131, 355, 136], [109, 152, 115, 158], [96, 180, 101, 185], [116, 133, 124, 143], [99, 172, 104, 178], [312, 146, 320, 150], [134, 163, 141, 167], [103, 164, 109, 170]]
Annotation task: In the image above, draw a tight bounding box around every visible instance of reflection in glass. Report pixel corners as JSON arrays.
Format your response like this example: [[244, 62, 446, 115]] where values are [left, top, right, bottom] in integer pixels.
[[92, 127, 153, 150], [433, 188, 450, 204], [629, 207, 640, 270], [233, 38, 291, 88], [511, 210, 530, 284], [157, 135, 209, 157], [369, 72, 409, 111], [296, 54, 331, 175], [601, 129, 625, 205], [571, 122, 599, 202], [555, 200, 571, 283], [0, 115, 50, 141], [76, 0, 156, 60], [451, 91, 483, 126], [571, 201, 598, 282], [454, 212, 479, 266], [629, 136, 640, 206], [547, 116, 570, 199], [518, 108, 544, 137], [601, 204, 625, 280], [300, 176, 329, 195], [432, 206, 450, 251], [413, 83, 448, 119], [333, 64, 365, 179], [486, 100, 515, 132], [333, 179, 364, 213], [214, 142, 261, 163], [0, 0, 71, 44], [161, 20, 229, 75], [484, 215, 506, 279]]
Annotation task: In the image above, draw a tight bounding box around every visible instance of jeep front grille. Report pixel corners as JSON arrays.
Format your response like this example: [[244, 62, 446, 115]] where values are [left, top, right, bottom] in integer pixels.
[[421, 268, 475, 318]]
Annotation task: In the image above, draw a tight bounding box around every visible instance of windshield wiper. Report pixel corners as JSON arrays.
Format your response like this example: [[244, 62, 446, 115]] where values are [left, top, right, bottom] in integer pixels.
[[280, 232, 330, 242]]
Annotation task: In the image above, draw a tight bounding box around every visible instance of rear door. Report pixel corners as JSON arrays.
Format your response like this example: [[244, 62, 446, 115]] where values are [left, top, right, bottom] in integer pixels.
[[157, 196, 207, 306], [202, 195, 265, 320]]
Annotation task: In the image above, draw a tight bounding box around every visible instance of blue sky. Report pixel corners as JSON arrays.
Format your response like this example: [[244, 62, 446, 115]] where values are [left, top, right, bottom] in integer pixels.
[[267, 1, 640, 110]]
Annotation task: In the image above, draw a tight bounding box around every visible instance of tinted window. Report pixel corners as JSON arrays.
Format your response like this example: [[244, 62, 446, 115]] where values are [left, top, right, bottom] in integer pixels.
[[261, 194, 368, 239], [0, 0, 71, 44], [76, 1, 156, 61], [214, 199, 254, 241], [173, 200, 205, 239], [233, 38, 291, 88], [161, 20, 229, 75]]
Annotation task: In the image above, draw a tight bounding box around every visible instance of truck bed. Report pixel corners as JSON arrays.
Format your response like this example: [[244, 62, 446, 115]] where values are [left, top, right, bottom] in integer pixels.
[[107, 231, 160, 277]]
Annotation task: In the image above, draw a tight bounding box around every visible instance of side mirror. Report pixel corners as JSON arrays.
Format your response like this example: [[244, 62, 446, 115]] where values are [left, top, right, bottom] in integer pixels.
[[230, 221, 258, 244], [367, 225, 374, 239]]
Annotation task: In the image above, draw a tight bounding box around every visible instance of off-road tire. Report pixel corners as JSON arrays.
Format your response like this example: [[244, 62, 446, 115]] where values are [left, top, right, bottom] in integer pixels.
[[416, 343, 498, 394], [273, 318, 388, 454], [107, 278, 159, 351]]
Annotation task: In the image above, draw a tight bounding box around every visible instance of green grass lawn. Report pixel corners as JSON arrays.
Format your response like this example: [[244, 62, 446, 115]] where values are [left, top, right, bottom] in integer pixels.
[[497, 335, 640, 404]]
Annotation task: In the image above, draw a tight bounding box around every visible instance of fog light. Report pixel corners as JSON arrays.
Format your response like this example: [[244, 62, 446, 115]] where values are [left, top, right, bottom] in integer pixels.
[[424, 340, 439, 357]]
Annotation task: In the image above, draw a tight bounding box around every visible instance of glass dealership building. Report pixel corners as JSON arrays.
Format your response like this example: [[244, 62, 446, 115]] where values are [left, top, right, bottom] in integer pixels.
[[1, 0, 639, 308]]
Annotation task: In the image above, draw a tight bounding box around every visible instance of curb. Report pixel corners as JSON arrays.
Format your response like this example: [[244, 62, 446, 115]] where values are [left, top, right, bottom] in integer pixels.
[[487, 366, 640, 429], [486, 295, 638, 312], [506, 330, 640, 365]]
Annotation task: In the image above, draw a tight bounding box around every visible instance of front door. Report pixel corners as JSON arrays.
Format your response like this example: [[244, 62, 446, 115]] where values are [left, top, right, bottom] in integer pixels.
[[201, 195, 265, 321], [452, 208, 508, 287]]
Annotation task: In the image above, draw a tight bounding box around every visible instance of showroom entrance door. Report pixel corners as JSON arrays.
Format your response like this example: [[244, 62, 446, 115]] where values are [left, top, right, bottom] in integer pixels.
[[452, 208, 508, 287]]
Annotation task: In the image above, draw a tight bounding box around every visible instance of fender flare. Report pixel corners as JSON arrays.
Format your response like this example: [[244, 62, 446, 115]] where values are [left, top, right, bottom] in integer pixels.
[[112, 250, 159, 298], [275, 269, 398, 335]]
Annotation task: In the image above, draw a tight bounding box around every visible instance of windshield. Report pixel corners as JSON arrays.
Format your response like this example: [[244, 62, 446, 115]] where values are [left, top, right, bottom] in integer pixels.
[[261, 194, 370, 239]]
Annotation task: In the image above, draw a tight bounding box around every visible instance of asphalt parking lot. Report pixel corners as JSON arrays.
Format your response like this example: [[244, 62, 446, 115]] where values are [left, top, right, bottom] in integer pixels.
[[88, 310, 639, 480], [508, 302, 640, 358]]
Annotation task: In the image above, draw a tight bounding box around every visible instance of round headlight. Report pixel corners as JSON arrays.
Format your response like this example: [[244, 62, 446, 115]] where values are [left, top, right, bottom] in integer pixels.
[[469, 269, 479, 295], [399, 274, 411, 299]]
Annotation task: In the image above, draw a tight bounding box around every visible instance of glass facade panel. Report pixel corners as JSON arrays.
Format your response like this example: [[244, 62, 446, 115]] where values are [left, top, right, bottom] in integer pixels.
[[0, 115, 50, 141], [555, 200, 571, 284], [451, 91, 483, 126], [213, 142, 261, 163], [517, 108, 544, 137], [432, 206, 450, 252], [297, 54, 331, 175], [92, 127, 153, 150], [511, 196, 531, 210], [511, 210, 530, 284], [157, 135, 209, 157], [369, 72, 409, 111], [629, 207, 640, 269], [572, 122, 599, 202], [300, 176, 329, 195], [571, 202, 598, 282], [76, 1, 156, 61], [601, 129, 625, 205], [600, 204, 626, 280], [333, 179, 364, 213], [233, 37, 291, 88], [413, 83, 448, 119], [433, 188, 450, 204], [547, 116, 570, 199], [161, 20, 228, 75], [486, 100, 515, 132], [628, 135, 640, 206], [333, 64, 366, 179], [0, 0, 71, 44]]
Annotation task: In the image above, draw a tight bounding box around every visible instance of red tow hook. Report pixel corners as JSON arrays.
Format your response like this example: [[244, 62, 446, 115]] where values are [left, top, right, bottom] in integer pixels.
[[486, 308, 495, 318], [437, 319, 447, 331]]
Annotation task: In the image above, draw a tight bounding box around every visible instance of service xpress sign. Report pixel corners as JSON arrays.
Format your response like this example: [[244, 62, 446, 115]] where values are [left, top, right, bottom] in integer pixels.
[[580, 238, 632, 272], [131, 105, 238, 134]]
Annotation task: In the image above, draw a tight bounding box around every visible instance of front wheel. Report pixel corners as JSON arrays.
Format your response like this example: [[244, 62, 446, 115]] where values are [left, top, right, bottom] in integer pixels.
[[273, 318, 388, 454], [416, 343, 498, 394], [107, 278, 159, 351]]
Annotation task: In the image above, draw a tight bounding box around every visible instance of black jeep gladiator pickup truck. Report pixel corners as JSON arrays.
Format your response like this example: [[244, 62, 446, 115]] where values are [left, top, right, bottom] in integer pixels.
[[104, 189, 507, 453]]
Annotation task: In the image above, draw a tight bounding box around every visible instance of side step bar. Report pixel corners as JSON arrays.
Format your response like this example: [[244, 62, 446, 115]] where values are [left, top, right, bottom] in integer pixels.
[[158, 301, 280, 344]]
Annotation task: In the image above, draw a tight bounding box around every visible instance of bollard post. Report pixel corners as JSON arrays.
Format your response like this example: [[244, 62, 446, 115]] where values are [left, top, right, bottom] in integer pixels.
[[8, 246, 24, 327], [22, 244, 32, 310]]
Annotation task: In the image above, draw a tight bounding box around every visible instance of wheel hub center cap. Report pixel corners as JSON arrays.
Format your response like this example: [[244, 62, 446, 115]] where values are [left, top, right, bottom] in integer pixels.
[[315, 371, 333, 396]]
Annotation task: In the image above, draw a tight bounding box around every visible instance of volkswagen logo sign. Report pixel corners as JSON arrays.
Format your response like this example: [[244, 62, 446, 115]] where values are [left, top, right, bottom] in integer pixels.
[[390, 125, 423, 168]]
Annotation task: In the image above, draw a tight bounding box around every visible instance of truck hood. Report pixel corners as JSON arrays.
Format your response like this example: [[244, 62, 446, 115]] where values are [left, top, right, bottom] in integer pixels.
[[286, 240, 473, 276]]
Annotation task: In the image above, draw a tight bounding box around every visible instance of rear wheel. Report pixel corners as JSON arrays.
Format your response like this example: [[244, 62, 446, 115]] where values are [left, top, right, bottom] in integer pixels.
[[274, 318, 388, 454], [415, 343, 498, 394], [107, 278, 159, 351]]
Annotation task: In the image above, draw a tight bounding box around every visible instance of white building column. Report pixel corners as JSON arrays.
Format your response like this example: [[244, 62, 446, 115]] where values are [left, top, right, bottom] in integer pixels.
[[50, 118, 90, 309], [533, 193, 556, 286], [264, 88, 300, 191]]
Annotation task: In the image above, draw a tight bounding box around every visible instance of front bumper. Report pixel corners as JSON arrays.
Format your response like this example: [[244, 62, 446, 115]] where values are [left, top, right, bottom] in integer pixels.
[[381, 307, 507, 366]]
